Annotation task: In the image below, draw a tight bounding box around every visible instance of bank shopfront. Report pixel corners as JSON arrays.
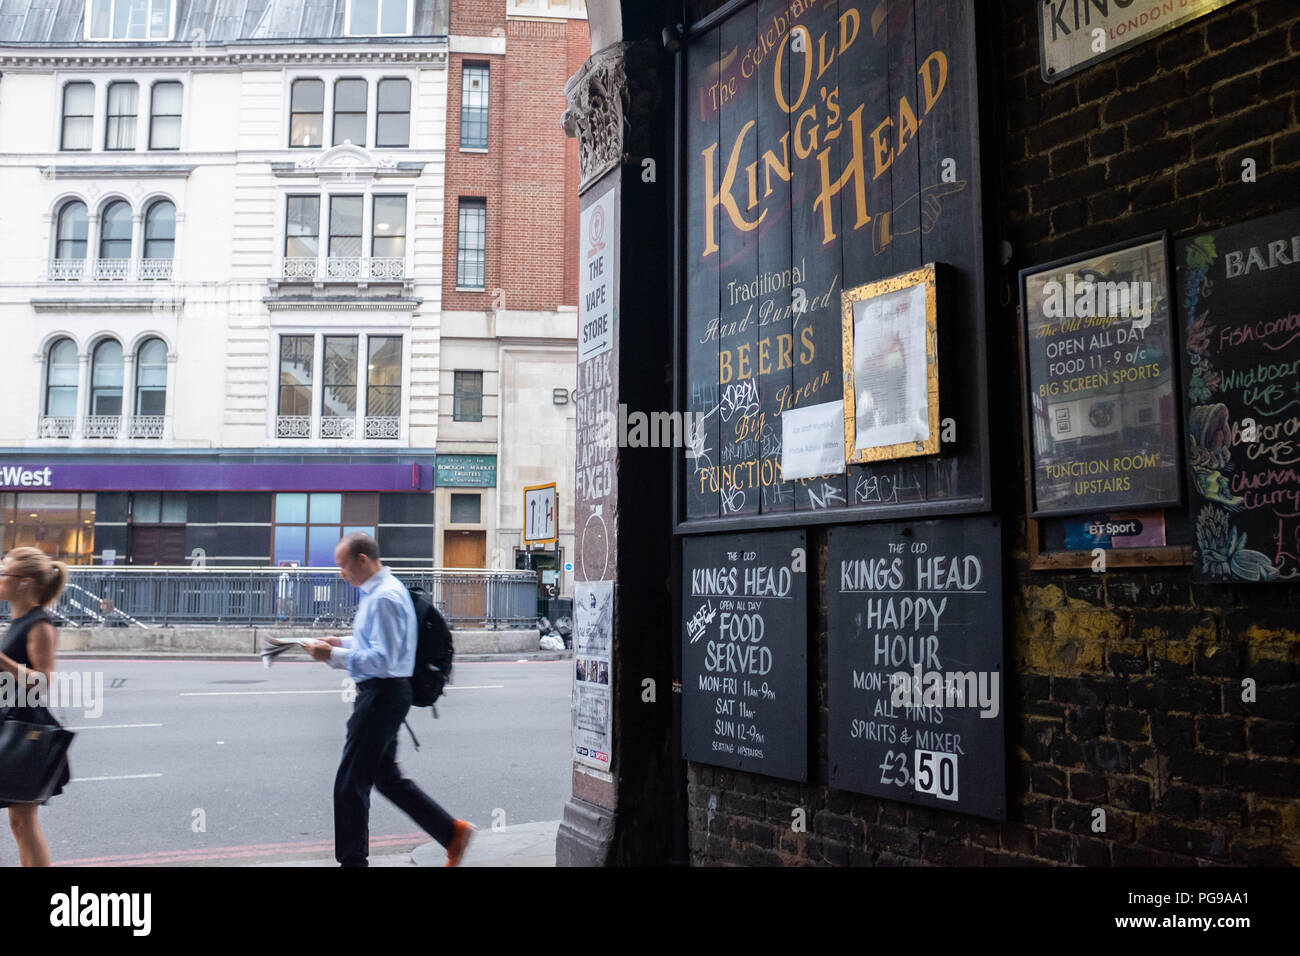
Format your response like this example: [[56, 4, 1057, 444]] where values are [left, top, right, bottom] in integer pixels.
[[0, 451, 435, 567]]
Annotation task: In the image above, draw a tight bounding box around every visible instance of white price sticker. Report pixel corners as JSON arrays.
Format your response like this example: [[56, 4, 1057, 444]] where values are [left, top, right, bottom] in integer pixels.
[[914, 749, 959, 802]]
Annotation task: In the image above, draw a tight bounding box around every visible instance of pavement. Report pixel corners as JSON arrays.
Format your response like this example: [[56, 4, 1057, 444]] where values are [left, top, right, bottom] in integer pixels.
[[58, 649, 572, 663], [253, 821, 560, 867], [31, 658, 571, 867]]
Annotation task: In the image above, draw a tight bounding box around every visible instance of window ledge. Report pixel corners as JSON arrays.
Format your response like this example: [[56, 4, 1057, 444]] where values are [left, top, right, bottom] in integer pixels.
[[459, 147, 490, 154], [455, 286, 487, 293]]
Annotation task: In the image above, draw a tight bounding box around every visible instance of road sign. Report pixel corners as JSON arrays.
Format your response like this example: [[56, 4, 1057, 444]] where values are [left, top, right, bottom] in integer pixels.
[[523, 482, 558, 545]]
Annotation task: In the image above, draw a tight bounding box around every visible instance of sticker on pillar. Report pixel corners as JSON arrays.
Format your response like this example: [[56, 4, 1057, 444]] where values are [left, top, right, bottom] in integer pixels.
[[579, 187, 616, 362], [573, 580, 613, 771]]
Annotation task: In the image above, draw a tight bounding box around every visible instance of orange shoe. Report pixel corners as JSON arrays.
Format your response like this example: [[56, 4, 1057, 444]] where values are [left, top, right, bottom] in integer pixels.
[[445, 820, 475, 867]]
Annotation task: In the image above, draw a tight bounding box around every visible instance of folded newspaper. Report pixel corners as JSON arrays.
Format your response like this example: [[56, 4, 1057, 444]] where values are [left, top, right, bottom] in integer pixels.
[[260, 635, 316, 668]]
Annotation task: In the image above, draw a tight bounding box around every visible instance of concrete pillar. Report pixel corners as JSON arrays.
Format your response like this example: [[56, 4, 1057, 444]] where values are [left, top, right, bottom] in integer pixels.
[[164, 350, 177, 441], [72, 352, 90, 440], [121, 351, 135, 440], [556, 36, 677, 866]]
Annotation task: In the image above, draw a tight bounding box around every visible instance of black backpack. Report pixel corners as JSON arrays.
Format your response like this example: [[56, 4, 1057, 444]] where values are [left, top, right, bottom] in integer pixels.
[[408, 585, 454, 713]]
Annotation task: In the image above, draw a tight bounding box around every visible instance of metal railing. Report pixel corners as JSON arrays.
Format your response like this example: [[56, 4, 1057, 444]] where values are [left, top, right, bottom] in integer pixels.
[[281, 257, 406, 282], [0, 567, 539, 630], [48, 258, 173, 281]]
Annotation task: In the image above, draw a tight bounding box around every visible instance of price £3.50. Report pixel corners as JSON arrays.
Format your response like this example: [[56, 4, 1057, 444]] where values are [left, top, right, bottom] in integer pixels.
[[878, 749, 959, 801]]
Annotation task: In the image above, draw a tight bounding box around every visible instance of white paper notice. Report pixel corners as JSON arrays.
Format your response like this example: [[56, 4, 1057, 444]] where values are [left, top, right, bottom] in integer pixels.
[[853, 282, 930, 450], [578, 188, 616, 362], [573, 580, 613, 772], [781, 400, 846, 480]]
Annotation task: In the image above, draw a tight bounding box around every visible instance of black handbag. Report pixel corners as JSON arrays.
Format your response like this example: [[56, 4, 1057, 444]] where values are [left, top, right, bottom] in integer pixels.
[[0, 710, 74, 804]]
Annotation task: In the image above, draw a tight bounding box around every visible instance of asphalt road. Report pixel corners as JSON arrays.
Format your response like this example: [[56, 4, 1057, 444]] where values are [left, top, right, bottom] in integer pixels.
[[4, 657, 572, 866]]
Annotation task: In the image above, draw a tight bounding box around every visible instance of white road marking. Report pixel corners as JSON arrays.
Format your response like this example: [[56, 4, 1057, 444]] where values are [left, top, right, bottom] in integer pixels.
[[180, 685, 505, 697], [64, 722, 164, 731], [70, 773, 163, 782]]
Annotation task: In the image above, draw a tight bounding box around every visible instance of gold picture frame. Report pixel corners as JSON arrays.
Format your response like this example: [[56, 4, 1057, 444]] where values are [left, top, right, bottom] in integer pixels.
[[841, 264, 940, 464]]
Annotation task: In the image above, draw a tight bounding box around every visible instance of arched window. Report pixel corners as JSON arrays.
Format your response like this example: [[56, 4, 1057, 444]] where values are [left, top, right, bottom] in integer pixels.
[[45, 339, 79, 417], [144, 200, 175, 260], [90, 340, 124, 416], [135, 338, 167, 416], [99, 201, 132, 259], [55, 201, 88, 260]]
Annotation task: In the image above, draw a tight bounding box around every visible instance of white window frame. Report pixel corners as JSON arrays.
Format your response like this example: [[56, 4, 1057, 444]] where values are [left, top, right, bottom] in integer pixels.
[[147, 79, 185, 151], [265, 328, 412, 446], [283, 69, 416, 151], [83, 0, 178, 41], [55, 75, 186, 153], [275, 184, 413, 279], [343, 0, 413, 37]]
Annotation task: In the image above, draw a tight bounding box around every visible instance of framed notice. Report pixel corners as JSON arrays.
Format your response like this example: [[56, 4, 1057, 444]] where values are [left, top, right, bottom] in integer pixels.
[[1176, 206, 1300, 583], [841, 264, 940, 464], [1019, 234, 1183, 520], [681, 529, 807, 782]]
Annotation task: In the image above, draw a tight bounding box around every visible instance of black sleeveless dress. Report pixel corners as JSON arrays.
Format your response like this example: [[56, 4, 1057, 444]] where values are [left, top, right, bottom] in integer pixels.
[[0, 607, 72, 807]]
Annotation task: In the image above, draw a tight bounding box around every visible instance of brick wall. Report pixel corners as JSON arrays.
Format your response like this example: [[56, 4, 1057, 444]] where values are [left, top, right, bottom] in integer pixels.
[[687, 0, 1300, 867], [443, 9, 587, 312]]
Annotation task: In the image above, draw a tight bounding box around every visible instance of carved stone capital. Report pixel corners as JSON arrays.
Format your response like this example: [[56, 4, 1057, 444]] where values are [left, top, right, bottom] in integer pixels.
[[562, 41, 658, 193]]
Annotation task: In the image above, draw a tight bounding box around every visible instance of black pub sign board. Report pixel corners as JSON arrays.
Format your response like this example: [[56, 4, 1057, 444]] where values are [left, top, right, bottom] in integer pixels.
[[827, 517, 1005, 820], [682, 529, 808, 781], [1177, 206, 1300, 583], [680, 0, 991, 525]]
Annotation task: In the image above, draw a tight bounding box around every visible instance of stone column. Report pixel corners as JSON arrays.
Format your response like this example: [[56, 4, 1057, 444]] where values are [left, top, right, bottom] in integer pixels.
[[164, 350, 177, 441], [130, 212, 144, 281], [556, 39, 677, 866], [121, 350, 135, 440], [72, 352, 90, 440]]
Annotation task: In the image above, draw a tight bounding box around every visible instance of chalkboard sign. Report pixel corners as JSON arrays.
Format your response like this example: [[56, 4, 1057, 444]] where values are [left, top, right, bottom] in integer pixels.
[[682, 529, 807, 781], [1177, 206, 1300, 582], [1020, 235, 1183, 517], [679, 0, 992, 526], [827, 517, 1004, 820]]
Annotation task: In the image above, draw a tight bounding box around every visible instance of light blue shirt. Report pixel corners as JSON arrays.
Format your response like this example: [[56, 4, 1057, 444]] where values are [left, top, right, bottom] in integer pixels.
[[328, 566, 417, 682]]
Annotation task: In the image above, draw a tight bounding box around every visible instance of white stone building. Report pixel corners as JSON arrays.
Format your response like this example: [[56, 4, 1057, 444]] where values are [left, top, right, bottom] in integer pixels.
[[0, 0, 577, 590]]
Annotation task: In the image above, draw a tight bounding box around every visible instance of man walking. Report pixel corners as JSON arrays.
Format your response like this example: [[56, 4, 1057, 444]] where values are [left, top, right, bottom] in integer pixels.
[[303, 532, 474, 867]]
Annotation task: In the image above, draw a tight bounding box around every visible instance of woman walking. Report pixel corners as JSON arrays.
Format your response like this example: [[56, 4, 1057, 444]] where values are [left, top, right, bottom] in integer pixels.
[[0, 547, 70, 866]]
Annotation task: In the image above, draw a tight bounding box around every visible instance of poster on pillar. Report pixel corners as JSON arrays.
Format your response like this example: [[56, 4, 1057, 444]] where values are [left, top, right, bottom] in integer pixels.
[[680, 0, 991, 526], [580, 187, 616, 363], [681, 529, 807, 781], [575, 177, 619, 585], [827, 516, 1005, 820], [573, 580, 614, 771]]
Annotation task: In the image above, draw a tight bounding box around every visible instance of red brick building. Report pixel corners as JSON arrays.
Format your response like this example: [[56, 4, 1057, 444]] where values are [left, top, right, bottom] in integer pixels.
[[434, 1, 589, 595]]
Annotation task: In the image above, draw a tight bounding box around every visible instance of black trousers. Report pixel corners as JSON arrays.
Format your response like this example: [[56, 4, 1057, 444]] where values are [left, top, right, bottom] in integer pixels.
[[333, 677, 456, 867]]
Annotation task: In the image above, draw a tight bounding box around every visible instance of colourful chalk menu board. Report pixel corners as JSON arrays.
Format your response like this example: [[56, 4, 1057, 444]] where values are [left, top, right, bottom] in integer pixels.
[[1177, 206, 1300, 582]]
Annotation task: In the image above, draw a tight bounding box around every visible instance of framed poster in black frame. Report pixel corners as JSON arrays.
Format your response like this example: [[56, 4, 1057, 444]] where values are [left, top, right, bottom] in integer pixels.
[[1017, 233, 1185, 521]]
